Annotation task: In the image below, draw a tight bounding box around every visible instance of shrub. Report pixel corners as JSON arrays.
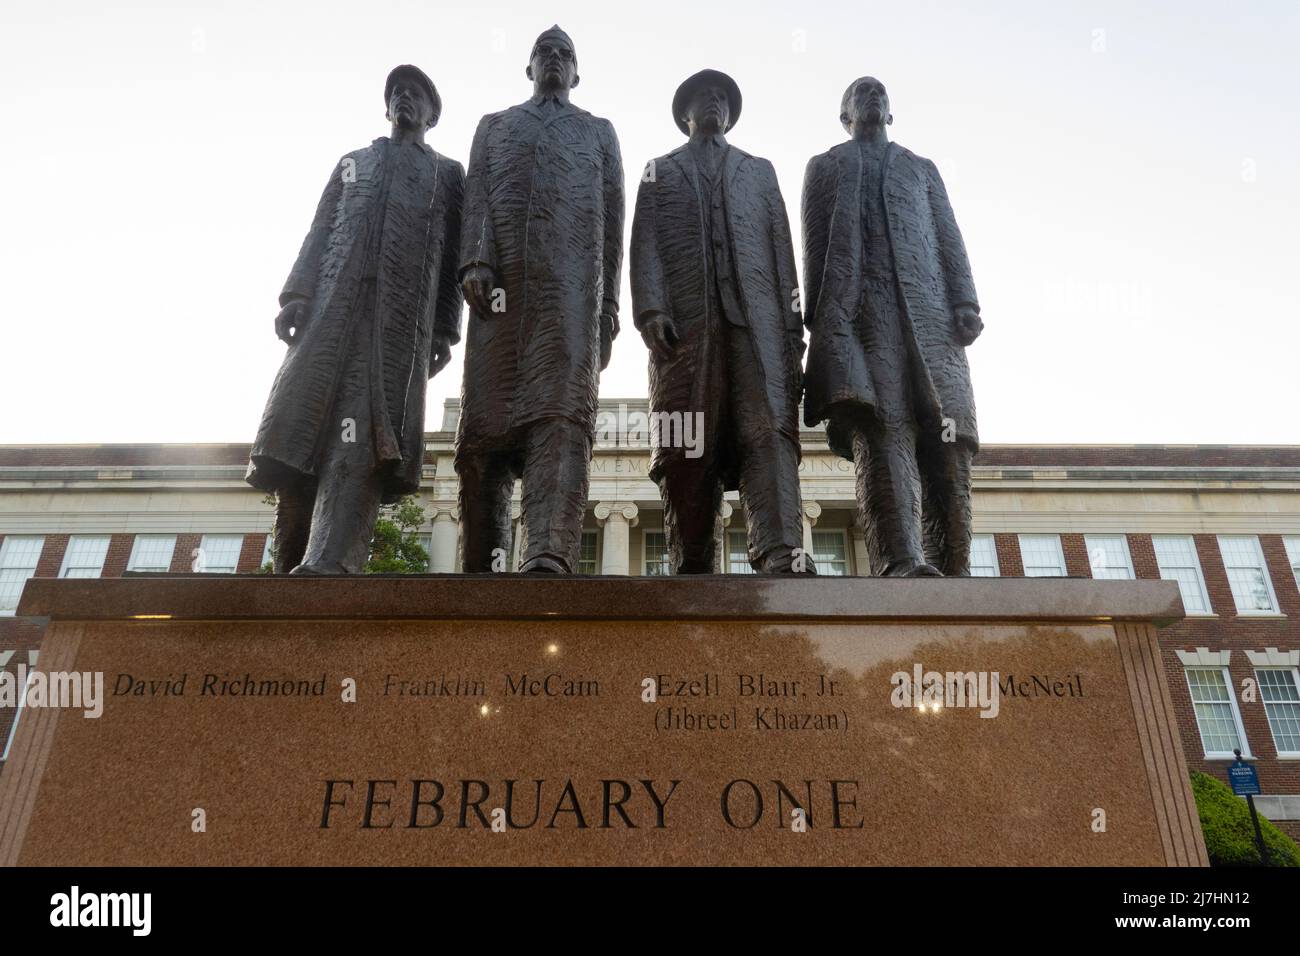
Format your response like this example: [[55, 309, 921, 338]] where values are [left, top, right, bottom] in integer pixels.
[[1191, 771, 1300, 867]]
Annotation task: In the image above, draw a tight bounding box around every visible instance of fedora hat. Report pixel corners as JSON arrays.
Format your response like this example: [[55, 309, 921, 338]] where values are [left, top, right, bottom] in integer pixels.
[[671, 69, 741, 136]]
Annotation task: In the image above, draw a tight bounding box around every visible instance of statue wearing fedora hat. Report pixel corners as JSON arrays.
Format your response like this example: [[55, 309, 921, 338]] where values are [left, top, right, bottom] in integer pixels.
[[246, 65, 464, 573], [630, 69, 814, 574], [456, 25, 624, 574], [801, 76, 983, 577]]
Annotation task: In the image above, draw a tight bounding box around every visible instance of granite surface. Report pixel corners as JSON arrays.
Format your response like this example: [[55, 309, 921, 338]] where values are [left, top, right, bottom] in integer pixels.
[[0, 577, 1205, 866]]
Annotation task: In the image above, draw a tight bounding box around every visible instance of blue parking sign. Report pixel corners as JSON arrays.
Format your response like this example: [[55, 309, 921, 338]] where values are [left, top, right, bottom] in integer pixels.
[[1229, 761, 1261, 796]]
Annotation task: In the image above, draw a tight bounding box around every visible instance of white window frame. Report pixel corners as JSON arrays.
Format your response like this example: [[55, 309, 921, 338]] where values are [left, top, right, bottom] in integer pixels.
[[641, 530, 668, 576], [1216, 535, 1281, 616], [1085, 534, 1134, 580], [1018, 534, 1066, 577], [577, 530, 600, 575], [726, 530, 754, 575], [969, 534, 999, 577], [811, 529, 848, 577], [1255, 666, 1300, 759], [1283, 536, 1300, 594], [58, 534, 111, 579], [126, 534, 177, 573], [196, 534, 244, 574], [1185, 666, 1250, 759], [0, 535, 45, 616], [1151, 534, 1213, 616]]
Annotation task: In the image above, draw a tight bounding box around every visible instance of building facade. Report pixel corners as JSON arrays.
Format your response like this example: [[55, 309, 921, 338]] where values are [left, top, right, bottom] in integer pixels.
[[3, 398, 1300, 840]]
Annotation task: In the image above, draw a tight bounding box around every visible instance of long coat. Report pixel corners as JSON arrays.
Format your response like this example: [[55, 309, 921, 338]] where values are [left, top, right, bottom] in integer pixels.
[[630, 144, 805, 487], [246, 138, 465, 499], [457, 97, 624, 446], [801, 140, 978, 456]]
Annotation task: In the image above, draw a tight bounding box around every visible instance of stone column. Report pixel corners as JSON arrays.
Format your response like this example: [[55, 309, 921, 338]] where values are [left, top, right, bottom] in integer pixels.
[[594, 502, 639, 575], [429, 506, 459, 573], [802, 501, 821, 562], [717, 500, 733, 573], [509, 502, 522, 572], [849, 521, 870, 577]]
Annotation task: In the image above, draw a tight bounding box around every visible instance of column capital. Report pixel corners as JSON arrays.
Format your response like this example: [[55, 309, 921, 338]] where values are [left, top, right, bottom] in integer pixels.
[[594, 501, 639, 527], [429, 504, 460, 521], [802, 501, 822, 525], [718, 501, 734, 527]]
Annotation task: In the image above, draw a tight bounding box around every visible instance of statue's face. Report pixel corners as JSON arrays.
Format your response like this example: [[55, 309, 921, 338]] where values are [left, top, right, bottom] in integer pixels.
[[686, 85, 730, 135], [528, 38, 577, 91], [387, 79, 436, 130], [846, 77, 890, 128]]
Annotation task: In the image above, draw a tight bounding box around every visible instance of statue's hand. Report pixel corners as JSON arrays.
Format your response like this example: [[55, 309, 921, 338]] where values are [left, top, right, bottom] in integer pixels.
[[640, 312, 679, 362], [461, 265, 497, 317], [429, 334, 453, 377], [274, 297, 311, 346], [954, 306, 984, 346], [599, 310, 619, 371]]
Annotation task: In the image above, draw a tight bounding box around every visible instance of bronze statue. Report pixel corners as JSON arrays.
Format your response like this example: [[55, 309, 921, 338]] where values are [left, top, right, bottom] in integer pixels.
[[246, 65, 464, 573], [801, 77, 983, 576], [631, 70, 814, 574], [455, 25, 624, 573]]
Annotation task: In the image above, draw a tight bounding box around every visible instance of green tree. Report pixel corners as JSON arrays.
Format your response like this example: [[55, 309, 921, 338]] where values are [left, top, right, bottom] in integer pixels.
[[364, 495, 430, 573], [256, 492, 429, 574], [1191, 771, 1300, 866]]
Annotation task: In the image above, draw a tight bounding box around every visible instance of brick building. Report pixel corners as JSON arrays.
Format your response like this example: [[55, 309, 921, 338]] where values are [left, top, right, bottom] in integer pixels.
[[3, 398, 1299, 841]]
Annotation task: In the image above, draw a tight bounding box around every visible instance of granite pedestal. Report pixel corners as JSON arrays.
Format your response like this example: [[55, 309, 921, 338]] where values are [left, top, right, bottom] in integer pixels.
[[0, 575, 1207, 866]]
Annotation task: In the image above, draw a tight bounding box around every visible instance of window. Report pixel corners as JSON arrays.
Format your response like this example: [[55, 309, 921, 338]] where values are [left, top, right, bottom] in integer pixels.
[[1018, 534, 1065, 577], [196, 534, 243, 573], [1152, 535, 1212, 615], [811, 530, 847, 576], [0, 536, 44, 615], [970, 534, 999, 577], [1284, 536, 1300, 593], [1085, 534, 1134, 580], [261, 535, 275, 570], [1185, 667, 1248, 758], [642, 531, 669, 576], [1256, 668, 1300, 757], [127, 535, 176, 573], [578, 531, 599, 575], [1217, 535, 1279, 614], [727, 531, 754, 574], [58, 535, 111, 578]]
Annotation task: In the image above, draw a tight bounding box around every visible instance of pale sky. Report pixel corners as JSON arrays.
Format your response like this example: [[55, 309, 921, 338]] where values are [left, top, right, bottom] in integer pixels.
[[1, 0, 1296, 445]]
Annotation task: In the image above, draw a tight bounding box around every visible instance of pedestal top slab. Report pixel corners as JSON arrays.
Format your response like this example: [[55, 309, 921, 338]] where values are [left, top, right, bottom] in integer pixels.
[[17, 575, 1186, 626]]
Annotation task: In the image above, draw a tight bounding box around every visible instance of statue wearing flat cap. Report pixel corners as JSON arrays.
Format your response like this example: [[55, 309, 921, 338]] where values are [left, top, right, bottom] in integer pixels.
[[630, 69, 814, 574], [246, 65, 465, 573], [456, 26, 625, 574], [801, 77, 983, 577]]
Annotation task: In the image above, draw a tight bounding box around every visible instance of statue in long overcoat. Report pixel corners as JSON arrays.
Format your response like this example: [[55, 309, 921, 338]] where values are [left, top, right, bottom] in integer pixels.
[[455, 26, 624, 574], [802, 76, 984, 576], [631, 70, 814, 574], [246, 65, 464, 574]]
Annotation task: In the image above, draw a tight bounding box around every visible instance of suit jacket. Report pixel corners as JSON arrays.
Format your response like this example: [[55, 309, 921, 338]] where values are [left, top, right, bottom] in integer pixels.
[[802, 140, 978, 453], [457, 96, 624, 445], [247, 138, 464, 498], [631, 141, 805, 486]]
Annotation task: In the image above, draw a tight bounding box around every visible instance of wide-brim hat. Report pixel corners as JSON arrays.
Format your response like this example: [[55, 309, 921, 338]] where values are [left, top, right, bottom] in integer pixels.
[[672, 69, 742, 136], [384, 64, 442, 127]]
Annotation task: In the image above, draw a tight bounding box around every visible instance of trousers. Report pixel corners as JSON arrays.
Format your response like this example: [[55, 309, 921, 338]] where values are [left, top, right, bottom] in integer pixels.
[[456, 418, 593, 573]]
